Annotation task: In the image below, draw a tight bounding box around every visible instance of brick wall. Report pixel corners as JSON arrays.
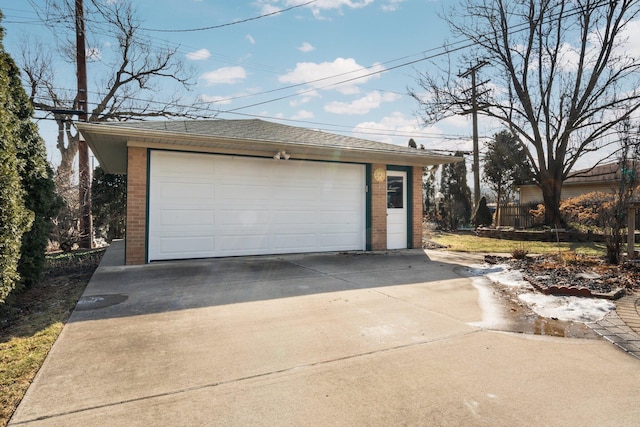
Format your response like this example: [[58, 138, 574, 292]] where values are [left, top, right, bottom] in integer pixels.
[[126, 147, 147, 265], [411, 167, 423, 248], [370, 164, 387, 251]]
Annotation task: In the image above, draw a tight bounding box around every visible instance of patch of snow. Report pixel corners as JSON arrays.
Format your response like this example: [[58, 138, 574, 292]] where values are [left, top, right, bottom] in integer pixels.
[[575, 272, 601, 280], [465, 263, 533, 289], [464, 264, 505, 276], [468, 275, 508, 330], [486, 267, 534, 289], [518, 293, 615, 323]]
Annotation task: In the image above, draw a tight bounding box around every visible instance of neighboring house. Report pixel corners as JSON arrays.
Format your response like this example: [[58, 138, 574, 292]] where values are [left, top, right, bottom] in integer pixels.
[[517, 162, 637, 204], [78, 119, 460, 265]]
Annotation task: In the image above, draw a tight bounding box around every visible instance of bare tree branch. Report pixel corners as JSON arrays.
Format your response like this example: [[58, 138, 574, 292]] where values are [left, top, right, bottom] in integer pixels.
[[18, 0, 207, 178], [410, 0, 640, 226]]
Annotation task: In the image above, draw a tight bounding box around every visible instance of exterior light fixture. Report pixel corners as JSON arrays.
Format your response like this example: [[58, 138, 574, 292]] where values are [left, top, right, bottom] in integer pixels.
[[273, 151, 290, 160]]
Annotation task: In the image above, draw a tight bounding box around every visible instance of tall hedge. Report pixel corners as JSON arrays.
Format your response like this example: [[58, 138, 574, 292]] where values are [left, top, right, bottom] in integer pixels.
[[0, 59, 32, 302], [0, 16, 59, 301]]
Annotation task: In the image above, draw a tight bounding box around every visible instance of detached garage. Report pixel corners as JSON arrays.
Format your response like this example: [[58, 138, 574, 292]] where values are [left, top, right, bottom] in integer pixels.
[[78, 119, 460, 265]]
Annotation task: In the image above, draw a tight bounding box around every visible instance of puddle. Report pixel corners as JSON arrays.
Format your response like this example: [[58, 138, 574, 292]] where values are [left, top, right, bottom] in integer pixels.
[[465, 269, 598, 339], [76, 294, 128, 310], [497, 291, 597, 338]]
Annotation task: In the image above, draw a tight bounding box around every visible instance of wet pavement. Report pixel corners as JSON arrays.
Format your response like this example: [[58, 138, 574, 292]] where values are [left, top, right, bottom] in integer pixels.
[[589, 294, 640, 359], [9, 244, 640, 426], [456, 257, 640, 355]]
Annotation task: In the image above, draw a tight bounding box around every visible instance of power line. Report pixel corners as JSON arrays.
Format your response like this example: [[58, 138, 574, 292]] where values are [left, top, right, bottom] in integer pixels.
[[138, 0, 319, 33], [14, 0, 622, 145]]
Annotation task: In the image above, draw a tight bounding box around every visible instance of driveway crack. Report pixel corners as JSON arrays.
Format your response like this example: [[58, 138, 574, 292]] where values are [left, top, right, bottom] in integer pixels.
[[10, 329, 480, 425]]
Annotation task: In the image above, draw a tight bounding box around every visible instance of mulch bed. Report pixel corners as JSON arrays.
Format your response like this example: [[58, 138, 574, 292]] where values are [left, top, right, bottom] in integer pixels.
[[485, 254, 640, 300]]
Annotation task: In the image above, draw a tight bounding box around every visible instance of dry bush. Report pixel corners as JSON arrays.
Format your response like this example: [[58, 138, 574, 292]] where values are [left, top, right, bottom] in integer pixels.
[[511, 243, 529, 259], [560, 192, 613, 228], [529, 192, 617, 230]]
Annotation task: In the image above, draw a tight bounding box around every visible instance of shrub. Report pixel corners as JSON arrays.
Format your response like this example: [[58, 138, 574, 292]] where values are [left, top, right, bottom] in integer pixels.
[[530, 191, 617, 231], [91, 166, 127, 242], [560, 192, 613, 228], [472, 196, 493, 227], [511, 245, 529, 259]]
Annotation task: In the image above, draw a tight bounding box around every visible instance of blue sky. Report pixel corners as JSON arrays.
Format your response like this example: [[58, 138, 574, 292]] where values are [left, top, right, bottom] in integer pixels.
[[0, 0, 483, 169]]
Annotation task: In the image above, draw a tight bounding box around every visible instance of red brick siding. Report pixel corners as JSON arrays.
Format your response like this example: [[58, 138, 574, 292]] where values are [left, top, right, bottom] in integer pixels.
[[370, 164, 387, 251], [411, 167, 423, 249], [126, 147, 147, 265]]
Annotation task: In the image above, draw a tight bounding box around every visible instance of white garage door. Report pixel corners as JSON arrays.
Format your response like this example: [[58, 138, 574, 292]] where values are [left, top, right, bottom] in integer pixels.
[[148, 151, 365, 261]]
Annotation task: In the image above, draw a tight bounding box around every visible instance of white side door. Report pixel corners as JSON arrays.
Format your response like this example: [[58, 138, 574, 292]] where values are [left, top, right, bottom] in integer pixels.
[[386, 170, 407, 249]]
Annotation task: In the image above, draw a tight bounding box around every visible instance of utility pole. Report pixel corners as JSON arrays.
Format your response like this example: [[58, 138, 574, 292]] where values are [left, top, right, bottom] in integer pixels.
[[459, 60, 489, 211], [76, 0, 92, 248]]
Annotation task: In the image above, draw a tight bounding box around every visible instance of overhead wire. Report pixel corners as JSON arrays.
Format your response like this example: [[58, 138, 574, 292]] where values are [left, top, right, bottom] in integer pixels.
[[30, 89, 475, 141], [138, 0, 320, 33], [6, 0, 620, 142]]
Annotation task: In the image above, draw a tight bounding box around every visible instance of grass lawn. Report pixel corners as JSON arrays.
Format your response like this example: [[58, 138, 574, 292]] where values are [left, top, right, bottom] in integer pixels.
[[0, 249, 104, 427], [428, 231, 607, 256]]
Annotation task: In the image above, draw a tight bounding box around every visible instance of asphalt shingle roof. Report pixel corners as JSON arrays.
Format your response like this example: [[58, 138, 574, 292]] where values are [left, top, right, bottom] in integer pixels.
[[100, 118, 444, 156]]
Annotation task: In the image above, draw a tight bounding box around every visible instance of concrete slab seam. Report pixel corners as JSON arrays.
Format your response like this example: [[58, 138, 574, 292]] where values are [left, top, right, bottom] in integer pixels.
[[9, 329, 482, 425]]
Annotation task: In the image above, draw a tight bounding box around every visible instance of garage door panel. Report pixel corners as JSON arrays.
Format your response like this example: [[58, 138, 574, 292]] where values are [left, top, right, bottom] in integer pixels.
[[159, 209, 214, 226], [149, 151, 365, 261], [320, 233, 361, 248], [270, 210, 316, 225], [153, 153, 216, 178], [157, 236, 215, 257], [160, 182, 215, 200], [271, 234, 317, 250], [219, 235, 269, 252], [219, 184, 270, 200], [272, 188, 317, 202], [217, 158, 270, 178], [218, 210, 269, 226], [318, 211, 361, 225], [319, 187, 359, 201]]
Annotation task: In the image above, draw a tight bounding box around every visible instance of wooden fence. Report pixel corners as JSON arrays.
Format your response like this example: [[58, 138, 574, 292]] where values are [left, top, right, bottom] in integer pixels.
[[494, 203, 539, 229], [493, 202, 640, 230]]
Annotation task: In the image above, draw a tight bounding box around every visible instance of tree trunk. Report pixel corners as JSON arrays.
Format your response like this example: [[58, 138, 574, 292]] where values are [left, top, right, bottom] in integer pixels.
[[55, 120, 79, 185], [495, 186, 502, 227], [540, 170, 565, 228]]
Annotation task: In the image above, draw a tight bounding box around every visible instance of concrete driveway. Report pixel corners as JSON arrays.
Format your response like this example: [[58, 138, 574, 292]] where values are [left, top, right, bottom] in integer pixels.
[[9, 242, 640, 426]]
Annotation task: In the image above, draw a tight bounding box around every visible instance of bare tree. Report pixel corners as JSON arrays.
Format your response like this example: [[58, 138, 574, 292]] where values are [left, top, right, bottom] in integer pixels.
[[410, 0, 640, 227], [20, 0, 204, 180], [603, 118, 640, 264]]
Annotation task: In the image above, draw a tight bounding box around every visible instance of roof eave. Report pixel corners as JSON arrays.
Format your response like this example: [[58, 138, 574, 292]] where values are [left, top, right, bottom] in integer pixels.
[[78, 122, 462, 174]]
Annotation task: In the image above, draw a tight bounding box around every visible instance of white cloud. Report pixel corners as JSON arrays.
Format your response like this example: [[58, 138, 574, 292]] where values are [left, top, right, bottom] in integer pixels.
[[198, 94, 233, 105], [289, 93, 318, 107], [324, 91, 400, 115], [381, 0, 405, 12], [246, 34, 256, 45], [278, 57, 384, 95], [298, 42, 315, 53], [186, 48, 211, 61], [617, 18, 640, 58], [87, 47, 102, 62], [548, 42, 581, 72], [352, 112, 425, 145], [291, 109, 314, 120], [257, 0, 374, 18], [352, 112, 472, 151], [200, 66, 247, 85]]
